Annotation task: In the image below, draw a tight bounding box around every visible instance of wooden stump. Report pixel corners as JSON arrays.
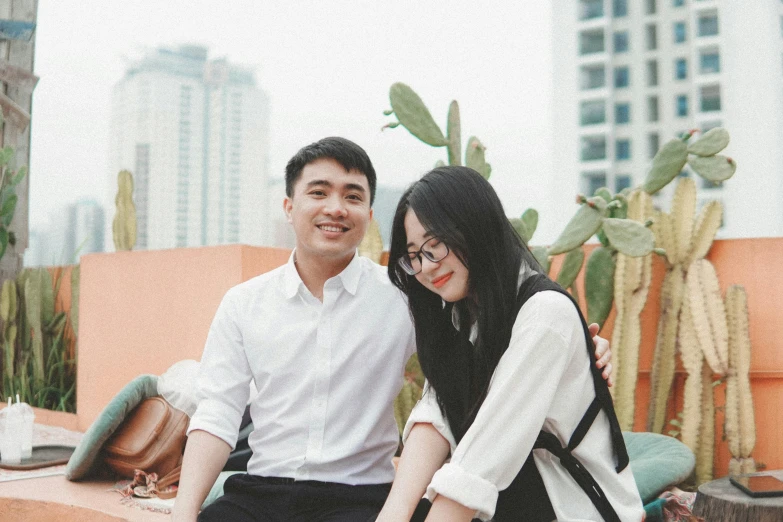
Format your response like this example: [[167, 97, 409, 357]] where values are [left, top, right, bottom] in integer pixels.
[[693, 472, 783, 522]]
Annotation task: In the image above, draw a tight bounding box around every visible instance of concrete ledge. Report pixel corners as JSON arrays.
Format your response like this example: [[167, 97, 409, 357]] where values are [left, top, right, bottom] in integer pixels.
[[0, 475, 169, 521]]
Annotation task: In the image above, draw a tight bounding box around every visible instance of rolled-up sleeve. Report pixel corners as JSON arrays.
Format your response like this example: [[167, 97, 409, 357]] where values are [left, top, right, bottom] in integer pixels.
[[426, 292, 578, 521], [187, 288, 252, 450], [402, 381, 457, 450]]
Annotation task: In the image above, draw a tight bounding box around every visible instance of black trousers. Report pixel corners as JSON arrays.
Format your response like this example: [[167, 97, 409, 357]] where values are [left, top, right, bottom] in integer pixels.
[[198, 474, 392, 522]]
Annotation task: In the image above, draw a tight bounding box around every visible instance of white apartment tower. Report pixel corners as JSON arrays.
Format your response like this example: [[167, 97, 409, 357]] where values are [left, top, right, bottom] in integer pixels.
[[552, 0, 783, 238], [110, 45, 271, 250]]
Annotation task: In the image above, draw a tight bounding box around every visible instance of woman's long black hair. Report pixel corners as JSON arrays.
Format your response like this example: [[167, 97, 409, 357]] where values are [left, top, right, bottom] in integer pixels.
[[388, 166, 545, 443]]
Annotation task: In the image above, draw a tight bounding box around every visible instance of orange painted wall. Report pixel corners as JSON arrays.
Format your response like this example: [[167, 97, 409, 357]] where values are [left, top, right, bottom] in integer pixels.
[[76, 245, 290, 430], [41, 239, 783, 477]]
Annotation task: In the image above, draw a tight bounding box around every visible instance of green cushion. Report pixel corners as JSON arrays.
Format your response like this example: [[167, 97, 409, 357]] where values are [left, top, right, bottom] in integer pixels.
[[65, 374, 159, 480], [202, 471, 243, 510], [623, 431, 695, 503]]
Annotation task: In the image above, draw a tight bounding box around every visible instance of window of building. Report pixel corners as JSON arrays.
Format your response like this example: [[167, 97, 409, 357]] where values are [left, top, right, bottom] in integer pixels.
[[580, 64, 606, 89], [613, 0, 628, 17], [579, 0, 604, 19], [675, 58, 688, 79], [580, 29, 605, 55], [616, 139, 631, 160], [646, 0, 657, 15], [674, 21, 687, 43], [647, 60, 658, 86], [698, 12, 719, 37], [614, 31, 630, 53], [581, 135, 607, 161], [580, 100, 606, 125], [616, 175, 632, 191], [676, 95, 689, 117], [615, 102, 631, 123], [700, 85, 721, 112], [700, 49, 720, 73], [648, 96, 659, 121], [673, 0, 685, 6], [614, 66, 630, 88], [646, 24, 658, 50], [582, 171, 607, 195], [648, 133, 660, 158]]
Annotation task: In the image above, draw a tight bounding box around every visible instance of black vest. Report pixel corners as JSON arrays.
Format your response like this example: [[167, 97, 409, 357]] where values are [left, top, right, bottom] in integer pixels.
[[490, 274, 629, 522]]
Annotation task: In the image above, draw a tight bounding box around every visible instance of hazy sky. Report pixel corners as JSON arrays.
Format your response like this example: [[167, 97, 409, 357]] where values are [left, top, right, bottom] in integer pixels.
[[29, 1, 555, 237]]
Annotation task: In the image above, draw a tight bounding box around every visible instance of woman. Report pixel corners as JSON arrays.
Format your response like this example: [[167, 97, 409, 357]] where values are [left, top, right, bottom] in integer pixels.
[[377, 167, 643, 521]]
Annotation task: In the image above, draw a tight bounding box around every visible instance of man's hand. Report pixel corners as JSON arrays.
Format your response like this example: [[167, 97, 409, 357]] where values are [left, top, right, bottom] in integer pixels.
[[589, 323, 613, 387]]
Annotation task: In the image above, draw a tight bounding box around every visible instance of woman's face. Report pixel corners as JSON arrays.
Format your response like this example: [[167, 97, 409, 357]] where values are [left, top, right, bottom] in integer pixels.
[[404, 209, 470, 302]]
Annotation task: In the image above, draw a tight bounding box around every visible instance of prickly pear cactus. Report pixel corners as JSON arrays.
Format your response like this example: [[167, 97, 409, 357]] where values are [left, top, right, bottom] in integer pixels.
[[384, 83, 491, 177], [643, 128, 734, 196], [112, 170, 137, 251]]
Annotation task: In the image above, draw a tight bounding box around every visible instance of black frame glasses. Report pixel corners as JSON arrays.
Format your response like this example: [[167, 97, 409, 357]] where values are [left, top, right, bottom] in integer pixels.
[[397, 237, 450, 276]]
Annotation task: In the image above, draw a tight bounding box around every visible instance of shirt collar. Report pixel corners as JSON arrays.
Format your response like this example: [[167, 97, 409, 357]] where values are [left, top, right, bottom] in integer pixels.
[[282, 250, 364, 299]]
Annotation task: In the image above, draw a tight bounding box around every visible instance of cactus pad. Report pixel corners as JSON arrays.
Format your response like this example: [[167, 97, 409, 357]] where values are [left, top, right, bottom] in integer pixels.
[[389, 83, 448, 147], [643, 139, 689, 194], [687, 127, 729, 157]]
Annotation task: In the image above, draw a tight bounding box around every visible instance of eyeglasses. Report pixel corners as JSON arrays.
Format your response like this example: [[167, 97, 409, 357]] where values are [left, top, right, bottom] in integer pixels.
[[397, 237, 450, 276]]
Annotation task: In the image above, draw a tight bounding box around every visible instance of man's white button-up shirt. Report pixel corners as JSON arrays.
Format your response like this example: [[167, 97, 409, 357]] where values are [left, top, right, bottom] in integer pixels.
[[188, 252, 416, 485]]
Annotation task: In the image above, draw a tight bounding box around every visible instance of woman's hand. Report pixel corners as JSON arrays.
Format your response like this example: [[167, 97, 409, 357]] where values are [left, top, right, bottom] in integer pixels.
[[589, 323, 613, 387]]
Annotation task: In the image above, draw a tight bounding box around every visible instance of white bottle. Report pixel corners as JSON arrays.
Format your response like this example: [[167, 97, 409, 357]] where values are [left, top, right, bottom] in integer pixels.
[[16, 394, 34, 459], [1, 397, 22, 465]]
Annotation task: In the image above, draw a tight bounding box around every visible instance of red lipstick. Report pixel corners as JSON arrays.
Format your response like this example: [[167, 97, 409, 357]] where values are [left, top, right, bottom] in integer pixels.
[[432, 273, 452, 288]]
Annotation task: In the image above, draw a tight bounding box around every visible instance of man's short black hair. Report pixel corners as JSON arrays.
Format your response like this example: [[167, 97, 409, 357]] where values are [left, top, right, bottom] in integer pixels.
[[285, 137, 377, 205]]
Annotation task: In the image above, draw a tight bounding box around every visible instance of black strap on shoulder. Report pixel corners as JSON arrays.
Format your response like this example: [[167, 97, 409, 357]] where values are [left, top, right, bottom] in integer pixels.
[[514, 273, 629, 521], [534, 431, 621, 522]]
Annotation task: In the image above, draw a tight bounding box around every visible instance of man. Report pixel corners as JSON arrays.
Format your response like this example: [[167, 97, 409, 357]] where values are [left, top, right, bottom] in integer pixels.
[[172, 137, 612, 521]]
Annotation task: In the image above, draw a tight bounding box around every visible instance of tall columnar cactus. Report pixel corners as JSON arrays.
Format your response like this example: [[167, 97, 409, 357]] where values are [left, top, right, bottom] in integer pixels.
[[359, 218, 384, 264], [610, 191, 653, 430], [1, 279, 17, 388], [725, 285, 756, 476], [677, 293, 703, 453], [393, 354, 425, 435], [112, 170, 137, 252], [647, 177, 725, 434]]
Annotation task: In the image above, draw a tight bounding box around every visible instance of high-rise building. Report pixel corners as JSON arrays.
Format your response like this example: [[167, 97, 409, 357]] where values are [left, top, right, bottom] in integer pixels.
[[67, 199, 105, 258], [25, 199, 104, 267], [552, 0, 783, 238], [109, 45, 271, 250]]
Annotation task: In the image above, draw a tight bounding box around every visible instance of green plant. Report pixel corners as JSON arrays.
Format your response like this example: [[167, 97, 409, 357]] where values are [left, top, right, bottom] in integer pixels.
[[113, 170, 137, 251], [0, 113, 27, 262], [0, 266, 77, 411]]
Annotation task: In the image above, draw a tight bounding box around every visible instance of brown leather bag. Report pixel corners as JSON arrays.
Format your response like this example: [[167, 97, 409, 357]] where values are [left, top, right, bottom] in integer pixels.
[[103, 396, 188, 490]]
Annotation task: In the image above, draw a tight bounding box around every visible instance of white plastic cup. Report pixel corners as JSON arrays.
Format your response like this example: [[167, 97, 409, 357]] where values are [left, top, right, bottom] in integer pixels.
[[1, 397, 22, 465], [16, 395, 34, 459]]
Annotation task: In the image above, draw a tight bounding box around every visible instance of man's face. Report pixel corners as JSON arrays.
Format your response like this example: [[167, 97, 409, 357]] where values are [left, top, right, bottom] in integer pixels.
[[284, 158, 373, 263]]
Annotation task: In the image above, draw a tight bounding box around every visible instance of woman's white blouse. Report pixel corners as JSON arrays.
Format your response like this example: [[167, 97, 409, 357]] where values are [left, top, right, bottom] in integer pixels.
[[402, 290, 644, 521]]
